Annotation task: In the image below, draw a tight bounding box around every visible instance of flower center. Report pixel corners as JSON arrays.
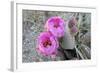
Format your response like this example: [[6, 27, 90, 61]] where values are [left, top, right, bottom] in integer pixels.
[[53, 18, 60, 28], [54, 23, 60, 28], [43, 38, 52, 47]]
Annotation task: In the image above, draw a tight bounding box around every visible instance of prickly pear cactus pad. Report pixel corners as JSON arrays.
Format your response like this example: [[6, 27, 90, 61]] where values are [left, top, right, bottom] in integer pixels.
[[22, 10, 91, 63]]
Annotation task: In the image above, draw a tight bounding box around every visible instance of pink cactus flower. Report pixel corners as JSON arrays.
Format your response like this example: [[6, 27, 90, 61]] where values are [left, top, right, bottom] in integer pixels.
[[70, 25, 78, 33], [68, 17, 78, 33], [68, 17, 77, 28], [45, 16, 65, 38], [37, 32, 59, 56]]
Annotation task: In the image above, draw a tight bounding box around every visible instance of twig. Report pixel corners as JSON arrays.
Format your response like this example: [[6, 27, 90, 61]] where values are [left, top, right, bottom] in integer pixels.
[[75, 46, 84, 59]]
